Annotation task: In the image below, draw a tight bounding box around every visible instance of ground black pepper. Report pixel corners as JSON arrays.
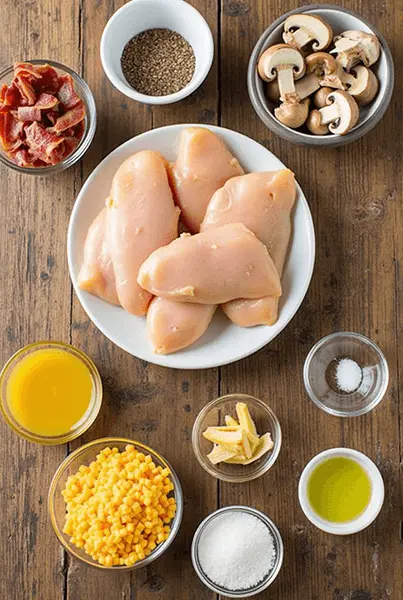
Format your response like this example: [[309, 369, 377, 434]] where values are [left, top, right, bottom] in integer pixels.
[[121, 28, 196, 96]]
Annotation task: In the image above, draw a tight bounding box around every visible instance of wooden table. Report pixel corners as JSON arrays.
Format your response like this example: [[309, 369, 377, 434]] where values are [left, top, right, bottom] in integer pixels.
[[1, 1, 402, 598]]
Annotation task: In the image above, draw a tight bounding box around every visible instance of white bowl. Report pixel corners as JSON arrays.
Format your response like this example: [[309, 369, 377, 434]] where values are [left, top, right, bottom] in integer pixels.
[[298, 448, 384, 535], [67, 124, 315, 370], [248, 4, 394, 146], [100, 0, 214, 105]]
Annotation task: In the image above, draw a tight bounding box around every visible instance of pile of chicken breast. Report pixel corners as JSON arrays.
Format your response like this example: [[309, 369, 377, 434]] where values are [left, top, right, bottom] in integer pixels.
[[78, 128, 296, 354]]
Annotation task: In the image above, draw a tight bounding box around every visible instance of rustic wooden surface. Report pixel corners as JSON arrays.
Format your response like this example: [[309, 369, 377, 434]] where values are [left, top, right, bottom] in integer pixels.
[[0, 0, 402, 599]]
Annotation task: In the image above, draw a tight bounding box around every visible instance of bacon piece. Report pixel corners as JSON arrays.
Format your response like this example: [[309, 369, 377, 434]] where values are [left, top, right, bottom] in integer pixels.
[[47, 141, 66, 165], [0, 111, 24, 150], [34, 92, 59, 110], [17, 106, 42, 122], [45, 109, 59, 125], [10, 148, 33, 167], [36, 64, 60, 93], [15, 76, 36, 105], [0, 84, 7, 103], [25, 121, 64, 162], [57, 74, 81, 109], [0, 83, 23, 111], [14, 62, 42, 80], [51, 101, 85, 133]]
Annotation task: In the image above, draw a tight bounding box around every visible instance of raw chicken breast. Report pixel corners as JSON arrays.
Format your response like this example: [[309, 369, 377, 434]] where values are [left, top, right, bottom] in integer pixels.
[[147, 297, 216, 354], [107, 150, 180, 316], [201, 170, 296, 326], [138, 223, 281, 304], [169, 128, 244, 233], [78, 208, 119, 305]]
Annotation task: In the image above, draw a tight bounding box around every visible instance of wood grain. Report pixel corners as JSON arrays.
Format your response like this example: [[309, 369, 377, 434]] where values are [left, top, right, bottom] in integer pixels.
[[0, 0, 401, 599]]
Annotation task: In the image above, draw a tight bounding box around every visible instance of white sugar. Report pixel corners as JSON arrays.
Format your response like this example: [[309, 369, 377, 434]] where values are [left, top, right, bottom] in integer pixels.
[[335, 358, 363, 393], [198, 511, 276, 591]]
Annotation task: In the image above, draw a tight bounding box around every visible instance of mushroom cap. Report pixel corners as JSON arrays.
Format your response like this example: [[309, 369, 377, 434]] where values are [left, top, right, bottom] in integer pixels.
[[347, 65, 379, 105], [283, 14, 333, 50], [313, 86, 333, 109], [265, 80, 280, 103], [326, 90, 360, 135], [258, 43, 305, 82], [305, 52, 337, 76], [274, 98, 310, 129], [307, 109, 329, 135]]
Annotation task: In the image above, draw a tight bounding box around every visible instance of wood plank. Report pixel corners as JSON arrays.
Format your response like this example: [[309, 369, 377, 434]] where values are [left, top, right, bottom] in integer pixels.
[[68, 1, 218, 599], [219, 1, 402, 599], [0, 0, 82, 598]]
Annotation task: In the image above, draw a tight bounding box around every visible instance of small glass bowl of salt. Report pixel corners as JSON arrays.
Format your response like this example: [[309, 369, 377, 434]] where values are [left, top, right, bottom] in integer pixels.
[[191, 506, 284, 597], [303, 332, 389, 417]]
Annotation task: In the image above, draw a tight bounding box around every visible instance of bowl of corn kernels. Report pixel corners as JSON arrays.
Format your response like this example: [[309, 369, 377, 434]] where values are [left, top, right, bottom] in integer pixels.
[[48, 437, 183, 569]]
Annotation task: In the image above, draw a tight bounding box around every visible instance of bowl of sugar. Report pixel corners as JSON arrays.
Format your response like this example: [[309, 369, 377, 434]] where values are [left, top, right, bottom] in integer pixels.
[[303, 331, 389, 417], [191, 506, 283, 597]]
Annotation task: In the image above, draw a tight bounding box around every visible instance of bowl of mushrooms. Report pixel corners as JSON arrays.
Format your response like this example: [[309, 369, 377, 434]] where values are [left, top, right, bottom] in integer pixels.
[[248, 4, 394, 146]]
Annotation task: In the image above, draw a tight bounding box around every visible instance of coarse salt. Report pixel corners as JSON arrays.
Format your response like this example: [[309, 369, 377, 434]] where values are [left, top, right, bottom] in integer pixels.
[[197, 511, 276, 591], [335, 358, 363, 393]]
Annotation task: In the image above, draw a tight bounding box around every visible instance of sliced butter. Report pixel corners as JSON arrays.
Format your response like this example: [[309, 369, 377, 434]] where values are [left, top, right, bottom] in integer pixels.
[[236, 402, 257, 436], [225, 433, 274, 465]]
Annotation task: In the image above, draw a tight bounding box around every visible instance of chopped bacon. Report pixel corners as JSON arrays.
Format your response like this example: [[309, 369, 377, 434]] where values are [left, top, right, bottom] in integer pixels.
[[0, 62, 86, 167], [51, 101, 85, 133], [0, 111, 24, 150], [15, 76, 36, 105], [34, 92, 59, 110], [25, 121, 64, 159], [36, 64, 60, 93], [14, 62, 42, 80], [57, 74, 82, 110], [0, 83, 23, 111], [17, 106, 42, 122]]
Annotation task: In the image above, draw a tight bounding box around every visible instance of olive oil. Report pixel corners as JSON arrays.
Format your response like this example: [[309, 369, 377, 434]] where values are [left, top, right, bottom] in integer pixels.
[[307, 456, 371, 522]]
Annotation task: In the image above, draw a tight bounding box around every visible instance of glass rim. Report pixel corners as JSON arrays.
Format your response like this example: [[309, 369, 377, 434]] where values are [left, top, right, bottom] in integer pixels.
[[48, 437, 184, 570], [191, 393, 282, 483], [0, 59, 97, 175], [191, 505, 284, 597], [303, 331, 389, 417], [0, 340, 103, 444]]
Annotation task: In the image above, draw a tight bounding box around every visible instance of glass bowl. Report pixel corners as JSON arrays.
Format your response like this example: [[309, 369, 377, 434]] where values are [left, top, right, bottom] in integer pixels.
[[48, 437, 183, 570], [0, 341, 102, 444], [191, 505, 284, 597], [0, 59, 96, 174], [303, 332, 389, 417], [192, 394, 281, 483]]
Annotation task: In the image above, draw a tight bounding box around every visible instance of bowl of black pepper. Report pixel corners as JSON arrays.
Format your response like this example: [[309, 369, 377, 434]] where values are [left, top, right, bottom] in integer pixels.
[[100, 0, 214, 105]]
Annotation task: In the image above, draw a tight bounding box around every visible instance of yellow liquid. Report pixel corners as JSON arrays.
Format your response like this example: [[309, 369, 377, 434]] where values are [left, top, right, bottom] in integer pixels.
[[307, 457, 371, 523], [7, 348, 94, 436]]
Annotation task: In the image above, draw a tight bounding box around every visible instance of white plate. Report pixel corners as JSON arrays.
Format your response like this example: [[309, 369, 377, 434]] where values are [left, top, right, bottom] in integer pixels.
[[68, 124, 315, 369]]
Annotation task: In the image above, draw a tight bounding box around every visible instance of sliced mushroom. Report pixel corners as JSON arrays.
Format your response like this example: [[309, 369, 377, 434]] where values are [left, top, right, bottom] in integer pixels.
[[275, 98, 310, 128], [341, 65, 379, 105], [313, 86, 333, 109], [330, 30, 380, 71], [307, 90, 359, 135], [258, 44, 305, 103], [283, 14, 333, 51]]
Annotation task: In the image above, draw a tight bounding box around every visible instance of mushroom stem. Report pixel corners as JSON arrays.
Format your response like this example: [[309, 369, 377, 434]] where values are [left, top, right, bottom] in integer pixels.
[[319, 102, 339, 125], [277, 65, 299, 102], [285, 26, 314, 49], [294, 73, 321, 100]]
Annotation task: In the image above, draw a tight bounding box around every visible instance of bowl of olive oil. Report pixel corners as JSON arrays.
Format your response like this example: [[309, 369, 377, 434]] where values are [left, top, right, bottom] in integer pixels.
[[298, 448, 384, 535]]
